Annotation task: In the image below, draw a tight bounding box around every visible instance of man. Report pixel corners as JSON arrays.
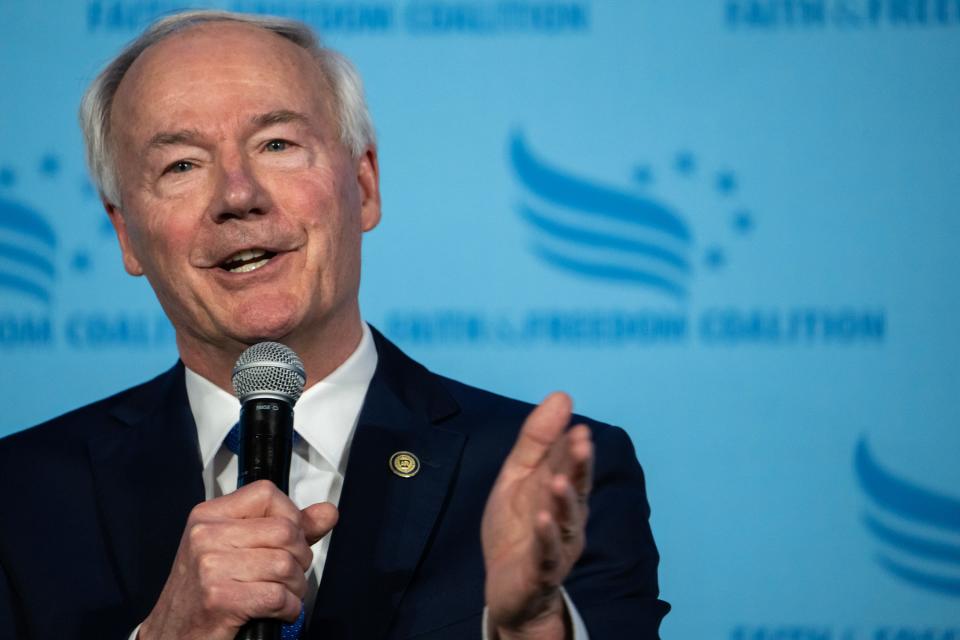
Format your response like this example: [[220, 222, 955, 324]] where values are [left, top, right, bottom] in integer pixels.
[[0, 10, 668, 639]]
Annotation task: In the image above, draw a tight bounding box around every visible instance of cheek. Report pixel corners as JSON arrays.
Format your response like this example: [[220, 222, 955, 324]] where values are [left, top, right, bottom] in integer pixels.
[[124, 203, 197, 272], [152, 216, 191, 252], [278, 165, 341, 205], [273, 169, 350, 233], [286, 177, 362, 283]]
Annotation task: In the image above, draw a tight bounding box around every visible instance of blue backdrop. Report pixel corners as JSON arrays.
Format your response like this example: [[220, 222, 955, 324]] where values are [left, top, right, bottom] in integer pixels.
[[2, 1, 959, 637]]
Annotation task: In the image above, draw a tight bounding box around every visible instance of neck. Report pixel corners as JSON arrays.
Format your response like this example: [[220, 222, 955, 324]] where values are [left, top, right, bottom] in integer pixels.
[[176, 313, 365, 395]]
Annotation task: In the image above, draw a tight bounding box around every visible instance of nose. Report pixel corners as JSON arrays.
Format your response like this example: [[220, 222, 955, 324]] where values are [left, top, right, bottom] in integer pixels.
[[211, 150, 273, 222]]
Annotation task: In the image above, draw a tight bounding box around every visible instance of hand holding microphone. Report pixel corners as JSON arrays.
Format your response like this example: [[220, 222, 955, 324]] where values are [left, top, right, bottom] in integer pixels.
[[137, 344, 338, 640]]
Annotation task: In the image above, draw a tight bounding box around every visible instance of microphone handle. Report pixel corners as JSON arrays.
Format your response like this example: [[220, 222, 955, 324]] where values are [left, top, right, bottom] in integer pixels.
[[235, 399, 295, 640]]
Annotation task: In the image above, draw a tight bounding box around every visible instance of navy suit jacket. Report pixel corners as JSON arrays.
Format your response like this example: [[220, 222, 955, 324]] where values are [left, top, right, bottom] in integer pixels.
[[0, 328, 669, 639]]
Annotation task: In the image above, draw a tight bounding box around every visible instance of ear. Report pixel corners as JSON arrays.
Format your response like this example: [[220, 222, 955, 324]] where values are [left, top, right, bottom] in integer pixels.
[[356, 146, 381, 233], [104, 201, 145, 276]]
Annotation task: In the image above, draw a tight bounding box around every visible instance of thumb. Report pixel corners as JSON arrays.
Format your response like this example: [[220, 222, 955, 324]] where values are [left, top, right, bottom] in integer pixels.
[[301, 502, 339, 545], [503, 392, 572, 471]]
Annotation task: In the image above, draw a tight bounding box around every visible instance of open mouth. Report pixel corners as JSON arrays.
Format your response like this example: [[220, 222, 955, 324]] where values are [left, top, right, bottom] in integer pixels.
[[219, 248, 278, 273]]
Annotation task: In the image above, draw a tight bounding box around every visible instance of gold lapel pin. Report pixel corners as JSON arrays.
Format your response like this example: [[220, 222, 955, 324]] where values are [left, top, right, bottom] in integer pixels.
[[389, 451, 420, 478]]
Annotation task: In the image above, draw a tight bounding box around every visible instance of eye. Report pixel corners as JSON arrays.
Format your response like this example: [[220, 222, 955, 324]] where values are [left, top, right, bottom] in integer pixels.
[[264, 139, 291, 152], [164, 160, 195, 174]]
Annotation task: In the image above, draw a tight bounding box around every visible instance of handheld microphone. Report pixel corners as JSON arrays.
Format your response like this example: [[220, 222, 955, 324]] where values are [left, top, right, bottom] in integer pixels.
[[231, 342, 306, 640]]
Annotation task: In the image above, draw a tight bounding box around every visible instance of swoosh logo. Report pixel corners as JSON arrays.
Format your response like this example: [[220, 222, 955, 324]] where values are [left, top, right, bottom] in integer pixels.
[[855, 437, 960, 596], [511, 132, 693, 300], [0, 198, 57, 304]]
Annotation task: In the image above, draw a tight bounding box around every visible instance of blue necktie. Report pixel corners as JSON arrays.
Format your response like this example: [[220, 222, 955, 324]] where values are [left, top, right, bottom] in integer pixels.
[[224, 422, 306, 639], [281, 607, 305, 640]]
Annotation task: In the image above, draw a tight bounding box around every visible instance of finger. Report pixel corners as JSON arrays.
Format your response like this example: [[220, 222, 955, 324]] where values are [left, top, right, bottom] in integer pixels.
[[504, 392, 573, 471], [201, 480, 301, 523], [188, 516, 313, 571], [533, 510, 563, 586], [200, 549, 308, 599], [301, 502, 339, 545], [565, 425, 594, 500], [213, 580, 303, 623], [550, 474, 583, 546], [235, 517, 313, 571], [235, 549, 309, 600]]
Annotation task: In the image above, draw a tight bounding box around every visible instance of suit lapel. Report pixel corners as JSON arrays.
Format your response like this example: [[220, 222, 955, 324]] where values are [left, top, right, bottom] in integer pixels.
[[87, 363, 205, 614], [309, 330, 465, 639]]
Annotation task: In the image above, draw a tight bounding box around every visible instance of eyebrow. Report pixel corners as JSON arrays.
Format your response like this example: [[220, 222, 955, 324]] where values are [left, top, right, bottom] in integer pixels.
[[146, 128, 205, 149], [250, 110, 311, 129], [145, 111, 312, 150]]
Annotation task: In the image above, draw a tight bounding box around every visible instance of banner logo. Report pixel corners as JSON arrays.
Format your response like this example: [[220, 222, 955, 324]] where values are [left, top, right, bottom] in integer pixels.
[[511, 131, 754, 302], [0, 168, 59, 305], [511, 132, 692, 299], [384, 128, 884, 347], [855, 437, 960, 597]]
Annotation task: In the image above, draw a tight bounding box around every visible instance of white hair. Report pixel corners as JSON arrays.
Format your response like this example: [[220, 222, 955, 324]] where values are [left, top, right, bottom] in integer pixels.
[[79, 10, 376, 206]]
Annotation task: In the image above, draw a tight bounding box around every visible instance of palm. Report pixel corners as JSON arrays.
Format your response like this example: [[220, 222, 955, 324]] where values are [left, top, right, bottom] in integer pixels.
[[481, 393, 593, 634]]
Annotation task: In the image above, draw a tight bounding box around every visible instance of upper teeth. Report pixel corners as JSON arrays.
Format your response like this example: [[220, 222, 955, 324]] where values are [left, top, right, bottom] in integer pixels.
[[224, 248, 271, 273], [228, 249, 267, 263]]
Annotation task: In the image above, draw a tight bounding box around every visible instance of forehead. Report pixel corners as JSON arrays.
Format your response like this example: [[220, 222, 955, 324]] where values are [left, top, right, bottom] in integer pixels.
[[111, 22, 332, 138]]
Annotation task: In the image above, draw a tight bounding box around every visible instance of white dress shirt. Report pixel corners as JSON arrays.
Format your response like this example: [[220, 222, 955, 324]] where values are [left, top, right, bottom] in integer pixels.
[[132, 322, 587, 639]]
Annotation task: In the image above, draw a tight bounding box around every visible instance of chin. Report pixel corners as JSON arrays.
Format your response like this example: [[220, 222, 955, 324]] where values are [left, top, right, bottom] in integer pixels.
[[226, 299, 305, 344]]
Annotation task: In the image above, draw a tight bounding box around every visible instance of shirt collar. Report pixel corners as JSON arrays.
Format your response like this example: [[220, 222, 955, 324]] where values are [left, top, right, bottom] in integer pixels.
[[186, 322, 379, 472]]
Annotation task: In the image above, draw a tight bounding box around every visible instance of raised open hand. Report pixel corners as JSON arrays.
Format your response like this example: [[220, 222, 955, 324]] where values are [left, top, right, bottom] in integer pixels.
[[481, 393, 594, 639]]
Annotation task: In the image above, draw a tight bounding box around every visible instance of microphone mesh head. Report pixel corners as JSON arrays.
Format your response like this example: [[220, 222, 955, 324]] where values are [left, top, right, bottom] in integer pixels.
[[232, 342, 306, 403]]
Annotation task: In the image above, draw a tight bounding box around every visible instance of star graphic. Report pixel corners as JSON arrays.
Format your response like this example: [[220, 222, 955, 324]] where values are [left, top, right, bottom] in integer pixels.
[[40, 154, 61, 177], [633, 165, 653, 185], [733, 210, 754, 234], [674, 152, 695, 175], [71, 250, 92, 273], [715, 171, 737, 195], [705, 247, 726, 270]]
